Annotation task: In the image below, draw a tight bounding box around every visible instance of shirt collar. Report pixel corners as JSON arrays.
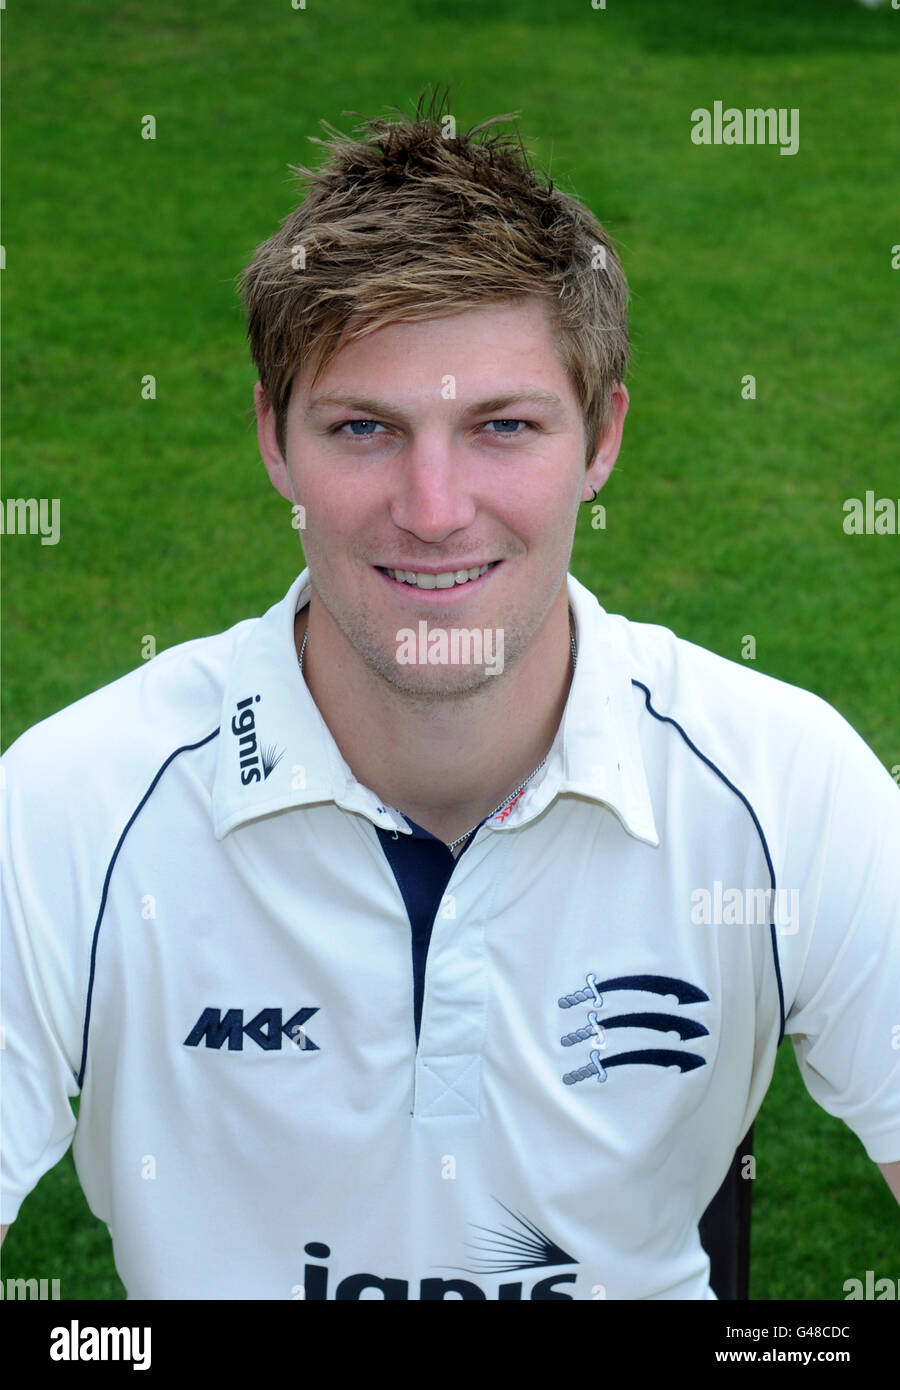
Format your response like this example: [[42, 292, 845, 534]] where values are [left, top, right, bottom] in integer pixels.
[[211, 568, 659, 847]]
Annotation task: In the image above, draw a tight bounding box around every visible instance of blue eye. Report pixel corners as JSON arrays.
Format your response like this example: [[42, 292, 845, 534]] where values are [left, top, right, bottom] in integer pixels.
[[342, 420, 382, 437], [333, 417, 532, 441], [485, 419, 527, 434]]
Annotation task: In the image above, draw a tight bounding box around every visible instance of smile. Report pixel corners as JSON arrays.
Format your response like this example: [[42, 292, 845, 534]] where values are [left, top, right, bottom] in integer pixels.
[[376, 561, 500, 590]]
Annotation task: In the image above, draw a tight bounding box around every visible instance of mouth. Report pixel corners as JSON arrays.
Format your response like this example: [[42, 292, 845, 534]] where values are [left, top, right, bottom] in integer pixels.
[[375, 560, 502, 595]]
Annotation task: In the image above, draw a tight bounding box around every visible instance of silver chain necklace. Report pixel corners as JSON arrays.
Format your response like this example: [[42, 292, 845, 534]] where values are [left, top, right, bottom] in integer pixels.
[[298, 611, 577, 853]]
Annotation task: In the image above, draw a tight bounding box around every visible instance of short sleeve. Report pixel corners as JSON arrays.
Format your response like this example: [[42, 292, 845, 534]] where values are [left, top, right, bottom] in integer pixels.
[[0, 743, 85, 1224], [782, 709, 900, 1164]]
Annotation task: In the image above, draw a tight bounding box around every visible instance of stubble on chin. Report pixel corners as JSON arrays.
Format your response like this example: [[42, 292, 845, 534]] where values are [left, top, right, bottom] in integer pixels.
[[343, 619, 518, 705], [313, 588, 531, 706]]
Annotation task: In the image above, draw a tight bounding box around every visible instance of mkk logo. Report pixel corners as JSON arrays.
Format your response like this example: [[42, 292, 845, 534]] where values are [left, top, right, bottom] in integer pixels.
[[232, 695, 285, 785], [557, 972, 709, 1085], [184, 1007, 319, 1051]]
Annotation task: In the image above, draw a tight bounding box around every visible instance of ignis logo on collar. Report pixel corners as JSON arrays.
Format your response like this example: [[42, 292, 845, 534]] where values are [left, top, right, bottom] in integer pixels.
[[232, 695, 285, 785]]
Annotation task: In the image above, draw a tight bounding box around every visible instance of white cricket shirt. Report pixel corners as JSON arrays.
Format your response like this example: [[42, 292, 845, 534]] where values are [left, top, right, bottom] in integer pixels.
[[2, 568, 899, 1299]]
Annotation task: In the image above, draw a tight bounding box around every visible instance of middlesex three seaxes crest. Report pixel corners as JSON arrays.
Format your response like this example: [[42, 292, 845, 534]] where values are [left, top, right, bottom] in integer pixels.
[[557, 972, 709, 1086]]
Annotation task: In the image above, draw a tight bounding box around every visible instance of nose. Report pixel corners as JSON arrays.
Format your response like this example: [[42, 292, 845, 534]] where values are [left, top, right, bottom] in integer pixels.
[[388, 431, 478, 542]]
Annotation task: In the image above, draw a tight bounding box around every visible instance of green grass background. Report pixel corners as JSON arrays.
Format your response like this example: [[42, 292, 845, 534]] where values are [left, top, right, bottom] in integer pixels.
[[2, 0, 898, 1300]]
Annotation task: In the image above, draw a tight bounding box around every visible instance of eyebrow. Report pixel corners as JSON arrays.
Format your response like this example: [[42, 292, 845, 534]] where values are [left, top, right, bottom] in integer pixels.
[[304, 389, 566, 418]]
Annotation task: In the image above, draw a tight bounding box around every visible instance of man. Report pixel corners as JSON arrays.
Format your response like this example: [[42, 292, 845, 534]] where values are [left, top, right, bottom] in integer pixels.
[[2, 96, 898, 1300]]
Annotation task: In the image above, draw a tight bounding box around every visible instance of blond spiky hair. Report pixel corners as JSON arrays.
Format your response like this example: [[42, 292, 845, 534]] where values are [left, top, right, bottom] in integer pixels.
[[238, 86, 630, 462]]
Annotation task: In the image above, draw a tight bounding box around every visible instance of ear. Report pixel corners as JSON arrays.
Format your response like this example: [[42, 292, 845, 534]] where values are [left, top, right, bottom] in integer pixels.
[[255, 381, 294, 502], [583, 383, 629, 500]]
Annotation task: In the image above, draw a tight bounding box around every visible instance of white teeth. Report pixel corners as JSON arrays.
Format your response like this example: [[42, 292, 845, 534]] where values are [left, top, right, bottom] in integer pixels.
[[384, 563, 492, 588]]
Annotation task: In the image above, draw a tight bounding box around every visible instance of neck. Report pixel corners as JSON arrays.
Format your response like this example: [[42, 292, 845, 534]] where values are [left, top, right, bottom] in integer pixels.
[[295, 585, 574, 846]]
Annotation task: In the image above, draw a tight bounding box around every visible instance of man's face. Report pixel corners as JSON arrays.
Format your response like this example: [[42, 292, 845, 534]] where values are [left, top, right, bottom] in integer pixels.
[[258, 297, 627, 698]]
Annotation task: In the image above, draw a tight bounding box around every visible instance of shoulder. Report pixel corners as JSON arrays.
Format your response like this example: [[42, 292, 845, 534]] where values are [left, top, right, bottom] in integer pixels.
[[1, 614, 258, 833], [605, 611, 892, 813], [613, 614, 843, 732]]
